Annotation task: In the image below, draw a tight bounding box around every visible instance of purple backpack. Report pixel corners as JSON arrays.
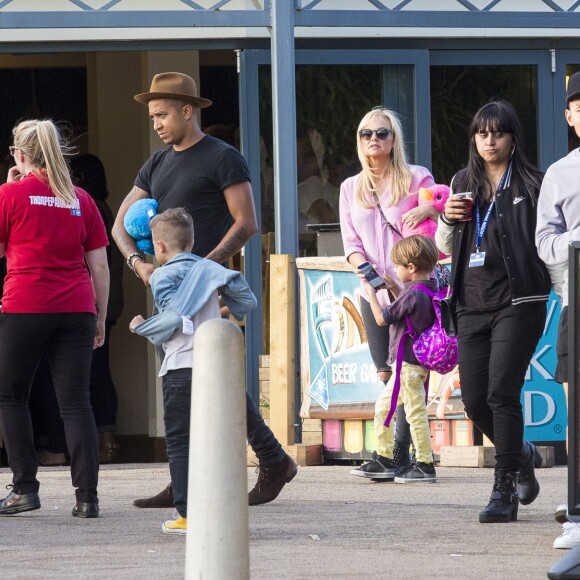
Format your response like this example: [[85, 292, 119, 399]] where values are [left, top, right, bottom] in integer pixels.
[[384, 284, 458, 428], [409, 285, 458, 374]]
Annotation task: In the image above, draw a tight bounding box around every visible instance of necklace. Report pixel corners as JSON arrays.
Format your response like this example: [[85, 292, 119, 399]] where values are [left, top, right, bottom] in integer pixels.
[[375, 174, 390, 191]]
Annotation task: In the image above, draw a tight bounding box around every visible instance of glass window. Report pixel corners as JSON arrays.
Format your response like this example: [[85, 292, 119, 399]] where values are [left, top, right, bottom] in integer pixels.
[[259, 64, 416, 255], [430, 65, 538, 184]]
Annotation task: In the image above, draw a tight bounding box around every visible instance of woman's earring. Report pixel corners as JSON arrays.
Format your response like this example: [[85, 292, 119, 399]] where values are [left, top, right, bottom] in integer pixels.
[[510, 145, 515, 158]]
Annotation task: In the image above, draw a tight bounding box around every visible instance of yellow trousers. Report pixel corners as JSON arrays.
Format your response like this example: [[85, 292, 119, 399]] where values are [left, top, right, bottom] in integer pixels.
[[374, 362, 433, 464]]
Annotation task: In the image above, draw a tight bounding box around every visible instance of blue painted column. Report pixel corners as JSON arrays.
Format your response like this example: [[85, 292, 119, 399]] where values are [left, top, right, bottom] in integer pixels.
[[270, 1, 300, 442], [271, 0, 298, 256]]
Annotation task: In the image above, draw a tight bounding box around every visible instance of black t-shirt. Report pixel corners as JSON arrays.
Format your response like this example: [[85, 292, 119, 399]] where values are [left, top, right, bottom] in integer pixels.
[[135, 135, 251, 258], [457, 199, 511, 311]]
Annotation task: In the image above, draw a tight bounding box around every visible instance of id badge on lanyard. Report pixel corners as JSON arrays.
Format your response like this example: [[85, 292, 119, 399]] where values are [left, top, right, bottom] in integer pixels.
[[468, 200, 494, 268], [468, 167, 510, 268]]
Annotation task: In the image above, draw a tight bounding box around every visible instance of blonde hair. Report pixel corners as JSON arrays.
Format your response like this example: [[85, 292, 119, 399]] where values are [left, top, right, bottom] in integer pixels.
[[355, 108, 412, 209], [390, 235, 438, 273], [12, 120, 76, 205], [150, 207, 194, 252]]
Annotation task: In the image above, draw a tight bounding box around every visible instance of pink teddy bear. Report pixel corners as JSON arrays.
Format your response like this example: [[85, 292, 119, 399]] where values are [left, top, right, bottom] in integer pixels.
[[401, 183, 450, 259]]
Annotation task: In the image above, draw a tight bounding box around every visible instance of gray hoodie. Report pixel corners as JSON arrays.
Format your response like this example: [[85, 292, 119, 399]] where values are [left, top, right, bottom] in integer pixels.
[[535, 148, 580, 307]]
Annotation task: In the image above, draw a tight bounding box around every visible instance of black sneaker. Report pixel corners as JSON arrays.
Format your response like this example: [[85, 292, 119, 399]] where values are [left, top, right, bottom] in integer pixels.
[[350, 451, 396, 480], [0, 487, 41, 515], [394, 461, 437, 483]]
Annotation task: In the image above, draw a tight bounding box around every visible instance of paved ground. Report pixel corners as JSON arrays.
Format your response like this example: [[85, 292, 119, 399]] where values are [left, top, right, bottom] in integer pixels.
[[0, 462, 570, 579]]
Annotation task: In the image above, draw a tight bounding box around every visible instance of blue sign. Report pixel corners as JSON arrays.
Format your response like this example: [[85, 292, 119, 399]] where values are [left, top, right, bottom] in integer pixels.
[[522, 293, 565, 443], [303, 269, 383, 411]]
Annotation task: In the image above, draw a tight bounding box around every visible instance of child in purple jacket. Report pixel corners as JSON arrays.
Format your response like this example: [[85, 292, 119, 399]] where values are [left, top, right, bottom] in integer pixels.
[[351, 235, 438, 483]]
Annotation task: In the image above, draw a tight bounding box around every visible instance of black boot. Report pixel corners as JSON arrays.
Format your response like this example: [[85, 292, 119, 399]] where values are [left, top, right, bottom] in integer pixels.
[[479, 470, 519, 523], [518, 440, 541, 505], [392, 441, 411, 472]]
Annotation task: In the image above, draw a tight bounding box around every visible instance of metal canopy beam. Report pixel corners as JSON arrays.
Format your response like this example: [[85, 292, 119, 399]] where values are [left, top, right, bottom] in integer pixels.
[[2, 9, 580, 29], [294, 10, 580, 28], [0, 11, 269, 28]]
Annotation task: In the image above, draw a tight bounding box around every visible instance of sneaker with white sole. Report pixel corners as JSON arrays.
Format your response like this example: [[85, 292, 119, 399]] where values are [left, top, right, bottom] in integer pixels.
[[394, 461, 436, 483], [162, 515, 187, 535], [554, 522, 580, 549], [555, 503, 569, 524], [350, 451, 397, 480]]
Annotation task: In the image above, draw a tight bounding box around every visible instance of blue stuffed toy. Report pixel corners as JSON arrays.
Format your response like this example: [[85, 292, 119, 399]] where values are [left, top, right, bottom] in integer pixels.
[[124, 198, 158, 255]]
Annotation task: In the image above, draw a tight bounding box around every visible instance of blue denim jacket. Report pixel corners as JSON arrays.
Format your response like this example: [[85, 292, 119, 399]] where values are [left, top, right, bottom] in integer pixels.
[[134, 253, 257, 345]]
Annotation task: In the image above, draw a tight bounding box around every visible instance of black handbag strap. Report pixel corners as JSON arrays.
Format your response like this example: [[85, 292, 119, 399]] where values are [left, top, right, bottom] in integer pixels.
[[372, 192, 403, 238]]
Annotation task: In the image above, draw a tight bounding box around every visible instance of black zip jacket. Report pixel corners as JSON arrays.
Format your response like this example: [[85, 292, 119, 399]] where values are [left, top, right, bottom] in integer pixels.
[[438, 176, 551, 307]]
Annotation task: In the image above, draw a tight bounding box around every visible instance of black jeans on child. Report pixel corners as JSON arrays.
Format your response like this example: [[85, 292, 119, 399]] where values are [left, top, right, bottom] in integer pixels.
[[163, 367, 284, 518], [456, 302, 545, 471], [0, 313, 99, 502]]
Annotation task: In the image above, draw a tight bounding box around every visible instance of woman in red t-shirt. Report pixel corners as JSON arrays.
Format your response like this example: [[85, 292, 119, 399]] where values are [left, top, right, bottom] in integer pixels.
[[0, 120, 109, 519]]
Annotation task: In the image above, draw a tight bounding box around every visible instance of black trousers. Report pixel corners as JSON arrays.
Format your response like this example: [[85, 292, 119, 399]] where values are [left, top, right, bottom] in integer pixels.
[[0, 313, 99, 502], [456, 302, 545, 471], [90, 321, 118, 431], [360, 298, 411, 446]]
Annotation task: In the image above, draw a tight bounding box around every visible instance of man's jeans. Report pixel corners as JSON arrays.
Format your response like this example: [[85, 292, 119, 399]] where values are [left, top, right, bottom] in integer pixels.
[[163, 368, 285, 518]]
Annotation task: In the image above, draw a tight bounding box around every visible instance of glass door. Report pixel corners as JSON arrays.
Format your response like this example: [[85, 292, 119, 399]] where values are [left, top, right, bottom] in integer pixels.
[[553, 52, 580, 160], [429, 50, 554, 176], [249, 50, 431, 251], [239, 49, 429, 410]]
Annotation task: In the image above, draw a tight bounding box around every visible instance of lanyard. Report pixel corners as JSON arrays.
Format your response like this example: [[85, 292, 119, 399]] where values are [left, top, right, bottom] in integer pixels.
[[474, 164, 511, 253], [475, 201, 494, 253]]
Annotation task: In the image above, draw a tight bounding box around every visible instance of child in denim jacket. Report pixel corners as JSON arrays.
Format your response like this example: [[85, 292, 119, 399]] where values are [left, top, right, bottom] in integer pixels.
[[130, 207, 255, 534]]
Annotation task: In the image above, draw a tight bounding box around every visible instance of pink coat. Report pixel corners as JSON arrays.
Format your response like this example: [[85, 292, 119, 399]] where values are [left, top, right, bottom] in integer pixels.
[[339, 165, 435, 308]]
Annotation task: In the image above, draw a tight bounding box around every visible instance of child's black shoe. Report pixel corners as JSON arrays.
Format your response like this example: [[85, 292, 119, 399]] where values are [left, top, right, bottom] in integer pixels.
[[350, 451, 397, 480], [394, 461, 436, 483]]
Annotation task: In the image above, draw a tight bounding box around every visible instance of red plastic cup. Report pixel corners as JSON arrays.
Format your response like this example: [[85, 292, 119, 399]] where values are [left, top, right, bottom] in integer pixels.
[[451, 192, 473, 222]]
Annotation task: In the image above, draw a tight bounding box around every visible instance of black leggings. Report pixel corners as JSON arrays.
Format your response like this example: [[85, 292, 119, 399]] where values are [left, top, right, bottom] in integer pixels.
[[0, 313, 99, 502], [360, 298, 411, 446], [457, 302, 545, 471]]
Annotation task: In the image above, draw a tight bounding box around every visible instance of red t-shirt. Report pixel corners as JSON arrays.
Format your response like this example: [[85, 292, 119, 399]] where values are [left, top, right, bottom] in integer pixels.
[[0, 173, 109, 314]]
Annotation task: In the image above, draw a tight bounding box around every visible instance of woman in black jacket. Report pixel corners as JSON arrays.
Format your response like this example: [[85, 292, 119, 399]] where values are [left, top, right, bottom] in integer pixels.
[[436, 100, 551, 523]]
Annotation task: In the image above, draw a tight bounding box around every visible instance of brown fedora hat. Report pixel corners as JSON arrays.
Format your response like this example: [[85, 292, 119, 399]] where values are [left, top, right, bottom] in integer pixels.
[[134, 72, 212, 108]]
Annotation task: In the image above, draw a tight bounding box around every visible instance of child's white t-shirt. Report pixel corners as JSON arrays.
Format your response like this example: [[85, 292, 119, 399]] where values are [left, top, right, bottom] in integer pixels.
[[158, 290, 221, 377]]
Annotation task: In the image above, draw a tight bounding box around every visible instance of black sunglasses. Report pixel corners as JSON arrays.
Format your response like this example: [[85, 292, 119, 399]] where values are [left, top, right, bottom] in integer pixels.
[[359, 128, 393, 141]]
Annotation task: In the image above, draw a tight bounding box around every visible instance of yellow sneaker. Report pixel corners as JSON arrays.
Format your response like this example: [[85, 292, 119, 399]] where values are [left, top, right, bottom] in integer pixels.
[[162, 515, 187, 535]]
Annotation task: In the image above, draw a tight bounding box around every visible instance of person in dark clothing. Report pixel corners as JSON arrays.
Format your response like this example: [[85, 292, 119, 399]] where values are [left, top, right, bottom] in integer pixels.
[[435, 100, 551, 523], [71, 154, 124, 463], [0, 119, 109, 518], [112, 72, 297, 515]]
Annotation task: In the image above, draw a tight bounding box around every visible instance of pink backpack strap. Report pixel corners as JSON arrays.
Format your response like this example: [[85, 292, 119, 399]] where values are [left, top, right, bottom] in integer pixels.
[[383, 289, 432, 428], [413, 284, 434, 298], [409, 284, 433, 403], [384, 317, 416, 428]]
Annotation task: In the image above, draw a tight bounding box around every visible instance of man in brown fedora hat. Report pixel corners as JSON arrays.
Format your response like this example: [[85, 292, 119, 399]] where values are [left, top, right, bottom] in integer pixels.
[[112, 72, 297, 532]]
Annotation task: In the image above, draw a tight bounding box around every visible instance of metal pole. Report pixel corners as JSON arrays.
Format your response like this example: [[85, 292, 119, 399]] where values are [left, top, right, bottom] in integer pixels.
[[271, 0, 298, 256], [185, 319, 249, 580]]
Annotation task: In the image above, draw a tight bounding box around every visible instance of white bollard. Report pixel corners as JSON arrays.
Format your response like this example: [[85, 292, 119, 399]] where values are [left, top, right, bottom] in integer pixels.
[[185, 319, 249, 580]]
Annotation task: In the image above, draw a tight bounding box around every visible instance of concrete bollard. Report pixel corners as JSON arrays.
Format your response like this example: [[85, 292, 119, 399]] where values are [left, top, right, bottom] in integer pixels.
[[185, 319, 249, 580]]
